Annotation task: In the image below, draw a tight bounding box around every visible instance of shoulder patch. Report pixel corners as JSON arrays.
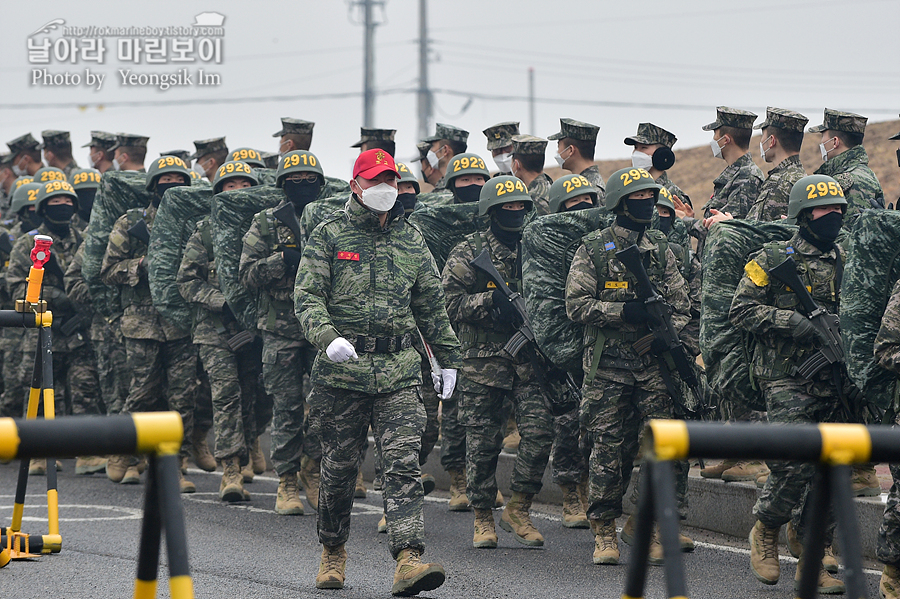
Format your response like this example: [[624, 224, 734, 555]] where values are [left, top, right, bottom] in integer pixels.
[[836, 172, 853, 193], [603, 241, 615, 250], [744, 259, 769, 287]]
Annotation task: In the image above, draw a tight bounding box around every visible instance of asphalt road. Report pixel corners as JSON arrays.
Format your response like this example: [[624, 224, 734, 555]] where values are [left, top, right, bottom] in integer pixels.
[[0, 460, 885, 598]]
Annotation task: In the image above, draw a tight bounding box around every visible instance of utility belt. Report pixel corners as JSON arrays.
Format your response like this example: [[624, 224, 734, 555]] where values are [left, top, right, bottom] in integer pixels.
[[457, 330, 510, 346], [353, 332, 415, 354], [584, 324, 651, 384], [262, 297, 293, 331]]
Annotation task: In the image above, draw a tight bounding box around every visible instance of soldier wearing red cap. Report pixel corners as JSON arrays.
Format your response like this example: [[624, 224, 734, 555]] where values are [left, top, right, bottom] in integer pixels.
[[294, 149, 462, 596]]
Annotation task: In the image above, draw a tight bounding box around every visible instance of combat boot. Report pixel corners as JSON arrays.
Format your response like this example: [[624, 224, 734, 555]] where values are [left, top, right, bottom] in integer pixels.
[[241, 461, 254, 484], [502, 428, 521, 454], [75, 456, 107, 475], [793, 557, 845, 595], [722, 460, 769, 482], [851, 464, 881, 497], [495, 489, 505, 507], [500, 492, 544, 546], [299, 455, 320, 511], [648, 525, 664, 566], [881, 564, 900, 599], [28, 458, 46, 476], [391, 548, 445, 596], [250, 438, 266, 474], [447, 469, 471, 512], [756, 471, 769, 488], [315, 544, 347, 590], [421, 473, 436, 496], [700, 458, 737, 479], [121, 463, 141, 485], [620, 514, 694, 552], [591, 519, 619, 565], [355, 470, 367, 498], [560, 484, 589, 528], [377, 513, 387, 533], [473, 508, 498, 548], [786, 521, 839, 573], [219, 456, 244, 502], [749, 520, 780, 584], [106, 455, 128, 483], [190, 428, 216, 472], [275, 472, 305, 515]]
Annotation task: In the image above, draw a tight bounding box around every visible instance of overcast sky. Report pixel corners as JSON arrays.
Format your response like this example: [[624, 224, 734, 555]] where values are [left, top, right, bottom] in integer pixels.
[[2, 0, 898, 179]]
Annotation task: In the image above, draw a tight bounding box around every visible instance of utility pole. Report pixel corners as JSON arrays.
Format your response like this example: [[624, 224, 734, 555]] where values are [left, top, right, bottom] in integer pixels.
[[417, 0, 432, 141], [528, 67, 535, 135], [350, 0, 384, 127]]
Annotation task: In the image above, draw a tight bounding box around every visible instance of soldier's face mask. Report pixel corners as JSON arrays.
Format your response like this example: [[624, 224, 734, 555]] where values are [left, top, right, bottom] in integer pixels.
[[398, 192, 417, 214], [801, 209, 843, 248], [12, 156, 27, 177], [76, 189, 96, 220], [554, 145, 572, 168], [710, 135, 726, 159], [154, 179, 188, 206], [493, 152, 512, 174], [283, 176, 322, 211], [357, 180, 398, 214], [759, 135, 774, 161], [21, 207, 42, 231], [819, 137, 837, 162], [631, 151, 653, 171], [623, 196, 655, 224], [453, 182, 483, 204], [426, 149, 440, 169]]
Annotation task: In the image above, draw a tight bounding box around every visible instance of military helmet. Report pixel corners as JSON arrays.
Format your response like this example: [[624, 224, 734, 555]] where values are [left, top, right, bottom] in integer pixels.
[[12, 176, 34, 191], [276, 150, 323, 188], [445, 153, 490, 189], [32, 166, 67, 185], [213, 161, 259, 194], [787, 174, 847, 220], [395, 162, 420, 194], [69, 168, 102, 191], [656, 185, 676, 212], [145, 154, 191, 191], [478, 175, 533, 216], [35, 179, 78, 212], [605, 167, 660, 211], [228, 147, 266, 168], [10, 182, 41, 214], [548, 174, 597, 213]]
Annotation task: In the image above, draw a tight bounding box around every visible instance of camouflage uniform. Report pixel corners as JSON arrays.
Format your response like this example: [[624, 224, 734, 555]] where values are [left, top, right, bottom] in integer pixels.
[[443, 229, 555, 510], [100, 203, 200, 459], [295, 196, 462, 557], [0, 220, 33, 417], [179, 218, 262, 462], [708, 152, 764, 220], [655, 172, 691, 209], [875, 279, 900, 566], [746, 155, 806, 222], [40, 130, 79, 179], [511, 135, 553, 216], [730, 233, 841, 541], [565, 224, 691, 521], [580, 166, 606, 200]]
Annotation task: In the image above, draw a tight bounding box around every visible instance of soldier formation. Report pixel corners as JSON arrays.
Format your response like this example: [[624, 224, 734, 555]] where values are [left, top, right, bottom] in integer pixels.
[[0, 106, 898, 597]]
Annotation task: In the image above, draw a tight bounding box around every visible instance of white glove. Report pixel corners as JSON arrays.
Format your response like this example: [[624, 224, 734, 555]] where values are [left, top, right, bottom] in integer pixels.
[[326, 337, 358, 363], [431, 368, 457, 400]]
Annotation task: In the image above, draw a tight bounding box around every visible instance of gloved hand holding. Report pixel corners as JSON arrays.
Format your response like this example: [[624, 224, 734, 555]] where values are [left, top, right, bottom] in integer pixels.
[[431, 368, 457, 400], [326, 337, 358, 363], [788, 311, 819, 342], [491, 289, 519, 325], [622, 300, 657, 326], [282, 248, 302, 272]]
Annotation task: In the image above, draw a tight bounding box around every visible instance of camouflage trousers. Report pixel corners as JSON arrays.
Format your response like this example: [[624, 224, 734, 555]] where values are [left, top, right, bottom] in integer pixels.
[[582, 365, 683, 522], [551, 406, 588, 486], [878, 462, 900, 565], [194, 368, 214, 435], [261, 332, 320, 476], [94, 337, 128, 415], [0, 328, 26, 418], [439, 393, 466, 472], [458, 371, 554, 510], [17, 342, 102, 420], [197, 343, 262, 462], [311, 384, 426, 558], [753, 377, 839, 543], [123, 336, 200, 458]]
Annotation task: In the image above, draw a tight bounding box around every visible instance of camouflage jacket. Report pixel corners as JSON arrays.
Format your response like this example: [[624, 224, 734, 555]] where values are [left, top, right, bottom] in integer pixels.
[[656, 172, 692, 208], [65, 243, 121, 344], [6, 222, 88, 351], [746, 155, 806, 222], [580, 165, 607, 200], [100, 203, 187, 342], [707, 152, 764, 219], [729, 233, 841, 387], [875, 279, 900, 376], [414, 190, 455, 210], [239, 197, 303, 340], [668, 235, 701, 356], [70, 213, 89, 234], [178, 218, 240, 348], [295, 195, 461, 394], [814, 145, 884, 220], [566, 224, 689, 379], [528, 173, 554, 216]]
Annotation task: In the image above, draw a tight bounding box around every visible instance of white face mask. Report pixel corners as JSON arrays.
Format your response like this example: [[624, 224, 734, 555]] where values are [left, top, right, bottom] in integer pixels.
[[359, 181, 398, 213], [11, 160, 26, 177], [493, 153, 512, 174], [631, 150, 653, 170], [112, 157, 122, 171], [426, 149, 440, 169], [819, 138, 834, 162], [192, 162, 207, 179], [759, 137, 769, 161], [554, 149, 567, 168], [710, 138, 724, 160]]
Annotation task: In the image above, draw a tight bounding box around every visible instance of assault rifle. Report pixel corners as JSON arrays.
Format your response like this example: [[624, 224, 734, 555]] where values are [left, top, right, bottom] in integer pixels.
[[126, 219, 151, 246], [273, 202, 303, 247], [615, 244, 710, 419], [470, 249, 581, 416]]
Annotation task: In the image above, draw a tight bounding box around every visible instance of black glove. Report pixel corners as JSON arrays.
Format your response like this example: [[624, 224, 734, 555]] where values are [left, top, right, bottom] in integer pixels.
[[650, 336, 669, 356], [491, 289, 519, 325], [222, 302, 235, 322], [788, 311, 818, 342], [622, 300, 657, 326], [282, 248, 302, 273]]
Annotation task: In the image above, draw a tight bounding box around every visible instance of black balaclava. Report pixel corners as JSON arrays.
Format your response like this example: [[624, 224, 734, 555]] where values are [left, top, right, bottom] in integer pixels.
[[76, 189, 96, 222], [153, 177, 189, 207], [453, 183, 482, 204], [657, 214, 674, 234], [616, 195, 655, 232], [564, 199, 594, 212], [398, 192, 418, 215], [490, 207, 527, 250], [799, 210, 843, 252], [21, 208, 42, 231], [283, 178, 323, 213], [42, 202, 75, 237]]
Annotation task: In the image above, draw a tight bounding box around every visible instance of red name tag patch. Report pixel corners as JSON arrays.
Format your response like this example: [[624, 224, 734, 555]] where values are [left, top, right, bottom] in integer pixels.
[[337, 251, 360, 261]]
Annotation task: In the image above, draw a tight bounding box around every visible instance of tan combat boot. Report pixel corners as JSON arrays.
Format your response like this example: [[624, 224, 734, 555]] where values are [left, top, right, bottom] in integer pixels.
[[591, 519, 619, 565], [648, 525, 664, 566], [355, 470, 367, 498], [560, 484, 589, 528], [499, 491, 544, 546], [315, 544, 347, 590], [299, 455, 320, 511], [191, 428, 217, 472], [785, 521, 839, 573], [447, 469, 471, 512], [106, 455, 128, 482], [473, 508, 498, 548], [495, 489, 505, 507], [749, 520, 780, 584], [121, 463, 141, 485], [881, 564, 900, 599], [756, 471, 769, 488], [241, 461, 254, 484], [391, 548, 445, 596], [851, 464, 881, 497], [793, 557, 845, 595], [219, 456, 244, 502], [75, 456, 107, 475], [275, 472, 305, 515], [700, 458, 737, 479], [378, 513, 387, 533], [502, 428, 521, 454], [28, 458, 46, 476], [178, 462, 196, 493], [722, 460, 769, 482], [250, 438, 267, 474]]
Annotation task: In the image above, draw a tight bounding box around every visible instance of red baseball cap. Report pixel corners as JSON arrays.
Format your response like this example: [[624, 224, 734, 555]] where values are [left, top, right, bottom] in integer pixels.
[[353, 148, 399, 180]]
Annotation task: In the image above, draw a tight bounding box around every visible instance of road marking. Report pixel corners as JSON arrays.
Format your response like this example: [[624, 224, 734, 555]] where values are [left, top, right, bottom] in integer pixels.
[[0, 502, 142, 522]]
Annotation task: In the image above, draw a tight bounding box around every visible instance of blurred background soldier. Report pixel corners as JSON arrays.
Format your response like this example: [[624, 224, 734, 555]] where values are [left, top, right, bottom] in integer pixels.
[[40, 130, 78, 178]]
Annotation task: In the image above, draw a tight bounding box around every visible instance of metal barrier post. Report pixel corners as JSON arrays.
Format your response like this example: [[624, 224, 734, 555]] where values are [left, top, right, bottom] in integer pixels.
[[830, 464, 868, 598], [156, 452, 195, 599], [622, 458, 655, 599], [134, 454, 162, 599], [40, 327, 60, 543], [797, 466, 831, 599], [650, 459, 688, 599]]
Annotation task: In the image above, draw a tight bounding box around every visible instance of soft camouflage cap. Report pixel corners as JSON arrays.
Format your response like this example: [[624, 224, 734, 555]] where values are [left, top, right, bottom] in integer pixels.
[[189, 137, 228, 161], [483, 122, 520, 150], [70, 168, 102, 190], [81, 130, 117, 149], [272, 118, 315, 137], [547, 118, 600, 142], [260, 151, 279, 169], [415, 141, 431, 161], [754, 107, 808, 132], [511, 134, 548, 156], [227, 147, 266, 168], [807, 108, 868, 134], [39, 130, 71, 150], [7, 133, 40, 156], [351, 127, 397, 148], [430, 123, 468, 144], [109, 133, 149, 152], [624, 123, 677, 148], [160, 150, 192, 163], [0, 153, 13, 168], [701, 106, 757, 131]]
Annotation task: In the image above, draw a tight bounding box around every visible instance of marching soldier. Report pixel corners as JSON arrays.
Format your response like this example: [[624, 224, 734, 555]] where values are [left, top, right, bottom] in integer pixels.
[[424, 123, 469, 192], [747, 108, 808, 221], [40, 130, 79, 178], [190, 137, 229, 181], [483, 122, 519, 174], [548, 118, 606, 198], [509, 135, 553, 215], [274, 118, 315, 155]]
